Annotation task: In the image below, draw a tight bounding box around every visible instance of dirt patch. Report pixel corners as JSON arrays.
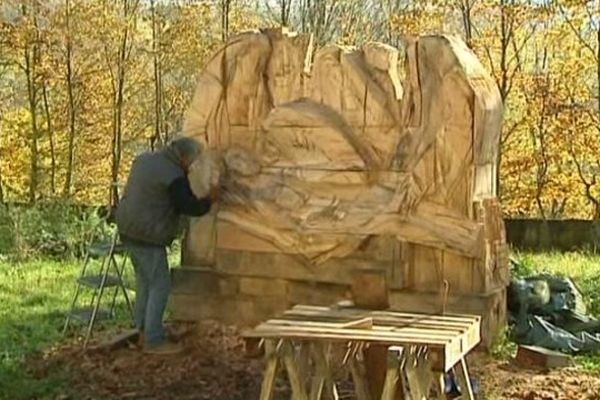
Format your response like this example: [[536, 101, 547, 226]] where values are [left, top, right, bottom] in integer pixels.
[[28, 323, 278, 400], [471, 352, 600, 400], [28, 322, 600, 400]]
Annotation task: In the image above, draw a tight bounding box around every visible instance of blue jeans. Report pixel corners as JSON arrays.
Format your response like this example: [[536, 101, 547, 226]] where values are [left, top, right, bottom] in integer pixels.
[[125, 240, 170, 348]]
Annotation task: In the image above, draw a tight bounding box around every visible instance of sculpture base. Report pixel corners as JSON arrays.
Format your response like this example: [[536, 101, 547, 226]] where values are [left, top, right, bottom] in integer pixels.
[[170, 266, 506, 349]]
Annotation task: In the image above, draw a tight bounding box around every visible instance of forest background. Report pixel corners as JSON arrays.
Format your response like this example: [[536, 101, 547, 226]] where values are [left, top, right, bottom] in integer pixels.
[[0, 0, 598, 222]]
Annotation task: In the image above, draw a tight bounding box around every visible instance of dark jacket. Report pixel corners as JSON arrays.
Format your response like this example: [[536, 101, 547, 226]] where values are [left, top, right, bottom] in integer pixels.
[[116, 148, 211, 246]]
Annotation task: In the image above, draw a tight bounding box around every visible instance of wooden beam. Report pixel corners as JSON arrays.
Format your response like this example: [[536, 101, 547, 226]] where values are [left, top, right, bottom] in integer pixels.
[[380, 347, 402, 400], [87, 329, 139, 353], [282, 341, 309, 400], [309, 343, 339, 400], [340, 317, 374, 329], [259, 340, 281, 400], [454, 358, 475, 400], [350, 347, 373, 400]]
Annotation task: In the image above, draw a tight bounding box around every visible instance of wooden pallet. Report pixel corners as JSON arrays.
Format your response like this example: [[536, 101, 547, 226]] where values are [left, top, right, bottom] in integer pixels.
[[243, 304, 480, 400]]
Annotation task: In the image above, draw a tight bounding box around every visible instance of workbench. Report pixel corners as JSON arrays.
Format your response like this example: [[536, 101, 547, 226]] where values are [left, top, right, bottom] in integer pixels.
[[243, 304, 481, 400]]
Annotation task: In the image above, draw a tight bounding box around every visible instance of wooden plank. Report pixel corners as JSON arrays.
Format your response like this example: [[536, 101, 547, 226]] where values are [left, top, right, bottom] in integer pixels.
[[410, 245, 442, 291], [218, 222, 397, 262], [245, 324, 454, 346], [283, 310, 478, 331], [380, 347, 402, 400], [432, 373, 446, 400], [387, 288, 503, 349], [171, 267, 220, 295], [287, 281, 349, 307], [309, 343, 339, 400], [219, 200, 483, 258], [218, 221, 281, 253], [185, 210, 218, 265], [296, 342, 313, 397], [340, 317, 374, 329], [282, 341, 309, 400], [216, 250, 392, 285], [515, 345, 574, 369], [350, 349, 373, 400], [88, 329, 139, 352], [290, 305, 481, 324], [455, 358, 474, 400], [171, 292, 288, 327], [442, 250, 478, 294], [404, 347, 426, 400], [260, 340, 281, 400], [281, 312, 473, 332], [262, 319, 465, 340]]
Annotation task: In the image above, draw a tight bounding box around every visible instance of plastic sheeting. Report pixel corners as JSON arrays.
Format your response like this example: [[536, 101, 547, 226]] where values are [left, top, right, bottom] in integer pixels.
[[508, 266, 600, 354]]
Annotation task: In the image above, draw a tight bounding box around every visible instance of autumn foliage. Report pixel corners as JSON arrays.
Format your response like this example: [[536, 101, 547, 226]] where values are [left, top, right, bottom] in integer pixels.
[[0, 0, 598, 219]]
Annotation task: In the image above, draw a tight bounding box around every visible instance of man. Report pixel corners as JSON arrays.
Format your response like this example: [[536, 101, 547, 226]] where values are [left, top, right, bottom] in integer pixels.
[[116, 136, 216, 354]]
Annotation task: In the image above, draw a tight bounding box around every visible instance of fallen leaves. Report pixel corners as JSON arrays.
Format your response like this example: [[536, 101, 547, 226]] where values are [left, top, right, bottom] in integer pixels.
[[25, 322, 600, 400]]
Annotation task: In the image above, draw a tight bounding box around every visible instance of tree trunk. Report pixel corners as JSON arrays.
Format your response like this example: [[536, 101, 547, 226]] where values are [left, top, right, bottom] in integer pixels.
[[110, 0, 135, 206], [150, 0, 163, 151], [23, 4, 40, 203], [63, 0, 77, 197], [0, 119, 5, 204], [280, 0, 290, 26], [495, 0, 510, 200], [459, 0, 473, 49], [221, 0, 230, 42], [596, 26, 600, 131], [42, 83, 56, 195]]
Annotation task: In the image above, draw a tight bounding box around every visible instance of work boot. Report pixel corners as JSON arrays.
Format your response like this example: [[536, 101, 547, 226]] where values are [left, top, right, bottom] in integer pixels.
[[143, 341, 183, 355]]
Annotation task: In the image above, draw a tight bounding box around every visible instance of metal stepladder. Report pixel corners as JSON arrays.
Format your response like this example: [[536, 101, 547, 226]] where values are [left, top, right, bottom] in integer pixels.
[[63, 229, 134, 348]]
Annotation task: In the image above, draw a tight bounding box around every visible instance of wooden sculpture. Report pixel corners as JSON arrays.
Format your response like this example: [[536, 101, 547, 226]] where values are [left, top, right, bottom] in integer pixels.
[[174, 28, 508, 347]]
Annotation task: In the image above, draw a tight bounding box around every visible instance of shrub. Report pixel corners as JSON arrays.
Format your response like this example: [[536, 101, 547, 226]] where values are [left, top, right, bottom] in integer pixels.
[[1, 202, 112, 260]]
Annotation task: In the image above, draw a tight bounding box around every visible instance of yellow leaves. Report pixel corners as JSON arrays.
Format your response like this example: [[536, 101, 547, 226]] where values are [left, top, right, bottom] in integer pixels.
[[389, 2, 446, 38], [0, 1, 598, 216]]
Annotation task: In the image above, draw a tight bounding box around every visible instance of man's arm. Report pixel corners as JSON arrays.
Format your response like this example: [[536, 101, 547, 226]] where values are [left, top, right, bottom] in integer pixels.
[[168, 176, 212, 216]]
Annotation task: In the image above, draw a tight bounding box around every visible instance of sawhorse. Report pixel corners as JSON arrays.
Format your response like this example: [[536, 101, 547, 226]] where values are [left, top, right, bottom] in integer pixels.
[[244, 305, 480, 400]]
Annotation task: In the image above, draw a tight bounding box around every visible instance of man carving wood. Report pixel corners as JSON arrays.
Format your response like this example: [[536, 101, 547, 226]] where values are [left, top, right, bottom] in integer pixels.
[[116, 136, 218, 354]]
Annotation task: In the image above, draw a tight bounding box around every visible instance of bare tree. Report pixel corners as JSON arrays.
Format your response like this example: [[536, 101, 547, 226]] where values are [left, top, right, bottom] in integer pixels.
[[149, 0, 165, 150], [104, 0, 140, 206], [0, 19, 12, 203], [454, 0, 476, 48], [63, 0, 77, 197], [471, 1, 539, 197], [41, 81, 56, 195], [556, 0, 600, 216], [557, 0, 599, 133], [293, 0, 345, 44], [19, 1, 42, 203], [263, 0, 293, 26], [221, 0, 230, 42]]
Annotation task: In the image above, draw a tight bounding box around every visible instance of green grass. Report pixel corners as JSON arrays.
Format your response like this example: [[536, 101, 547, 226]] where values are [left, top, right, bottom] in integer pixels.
[[0, 243, 181, 400], [0, 259, 80, 399], [0, 258, 135, 400]]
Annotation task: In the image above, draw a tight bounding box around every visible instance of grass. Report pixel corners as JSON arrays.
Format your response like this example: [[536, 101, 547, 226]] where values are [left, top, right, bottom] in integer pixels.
[[0, 242, 181, 400], [0, 259, 80, 399], [0, 257, 135, 400], [1, 250, 599, 399]]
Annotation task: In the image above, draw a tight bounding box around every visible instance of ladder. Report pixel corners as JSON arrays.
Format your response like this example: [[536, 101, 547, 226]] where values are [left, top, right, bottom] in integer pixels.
[[63, 230, 134, 348]]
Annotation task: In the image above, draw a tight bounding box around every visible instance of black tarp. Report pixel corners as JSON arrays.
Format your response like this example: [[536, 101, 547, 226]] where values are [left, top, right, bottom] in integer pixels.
[[508, 265, 600, 354]]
